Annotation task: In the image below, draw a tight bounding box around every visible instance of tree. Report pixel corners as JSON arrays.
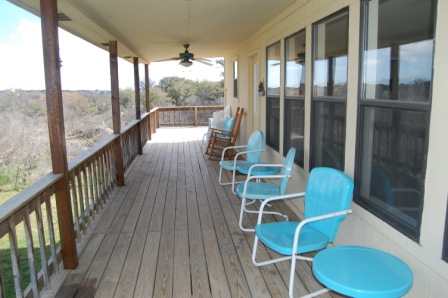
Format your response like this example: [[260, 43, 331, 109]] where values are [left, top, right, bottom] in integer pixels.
[[167, 79, 194, 106], [194, 80, 224, 105], [159, 77, 184, 93], [158, 77, 196, 106], [216, 59, 225, 78], [119, 87, 134, 109]]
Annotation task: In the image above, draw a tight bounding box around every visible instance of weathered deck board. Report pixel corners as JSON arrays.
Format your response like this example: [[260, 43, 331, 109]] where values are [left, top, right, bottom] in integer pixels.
[[46, 127, 343, 298]]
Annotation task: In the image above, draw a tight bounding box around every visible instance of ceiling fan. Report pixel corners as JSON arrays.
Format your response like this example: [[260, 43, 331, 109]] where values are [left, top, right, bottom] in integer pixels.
[[156, 44, 214, 67]]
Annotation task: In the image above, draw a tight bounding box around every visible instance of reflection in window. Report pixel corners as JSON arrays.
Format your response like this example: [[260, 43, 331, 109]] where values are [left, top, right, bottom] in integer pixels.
[[356, 0, 434, 241], [311, 9, 348, 170], [267, 42, 281, 96], [266, 42, 281, 151], [359, 108, 425, 238], [285, 31, 306, 96], [313, 10, 348, 98], [284, 31, 306, 166], [266, 97, 280, 151], [284, 99, 304, 166], [312, 102, 345, 170], [362, 40, 433, 102]]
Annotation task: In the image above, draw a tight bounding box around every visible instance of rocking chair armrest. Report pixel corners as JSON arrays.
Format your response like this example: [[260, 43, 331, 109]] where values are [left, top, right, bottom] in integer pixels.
[[291, 209, 353, 254], [210, 127, 231, 136], [257, 192, 306, 224]]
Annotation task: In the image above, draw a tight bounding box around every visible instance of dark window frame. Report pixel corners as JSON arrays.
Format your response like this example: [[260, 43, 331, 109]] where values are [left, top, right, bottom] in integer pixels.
[[233, 59, 238, 98], [443, 196, 448, 262], [266, 41, 281, 151], [283, 30, 306, 167], [354, 0, 435, 242], [310, 8, 349, 171]]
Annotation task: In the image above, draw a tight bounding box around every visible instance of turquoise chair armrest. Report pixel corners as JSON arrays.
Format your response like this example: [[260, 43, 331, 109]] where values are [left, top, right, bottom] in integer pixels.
[[290, 210, 352, 256], [256, 193, 306, 224]]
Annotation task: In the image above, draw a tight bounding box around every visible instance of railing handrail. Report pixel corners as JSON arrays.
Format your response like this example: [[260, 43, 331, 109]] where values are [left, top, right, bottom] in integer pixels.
[[67, 134, 119, 172], [157, 105, 224, 111], [0, 173, 63, 235]]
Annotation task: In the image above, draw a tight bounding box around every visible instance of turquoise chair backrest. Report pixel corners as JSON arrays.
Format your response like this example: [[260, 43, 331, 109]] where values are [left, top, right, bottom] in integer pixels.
[[304, 167, 354, 242], [246, 131, 265, 163], [223, 116, 233, 132], [279, 147, 296, 195]]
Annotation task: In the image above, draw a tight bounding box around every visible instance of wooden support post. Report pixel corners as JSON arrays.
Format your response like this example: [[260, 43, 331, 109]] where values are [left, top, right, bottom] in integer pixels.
[[40, 0, 77, 269], [194, 107, 198, 127], [134, 57, 143, 155], [109, 41, 125, 186], [145, 64, 151, 140]]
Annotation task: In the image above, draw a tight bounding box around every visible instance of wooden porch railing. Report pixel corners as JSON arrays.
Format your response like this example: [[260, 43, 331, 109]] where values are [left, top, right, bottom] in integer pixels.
[[0, 106, 222, 297], [156, 106, 224, 127]]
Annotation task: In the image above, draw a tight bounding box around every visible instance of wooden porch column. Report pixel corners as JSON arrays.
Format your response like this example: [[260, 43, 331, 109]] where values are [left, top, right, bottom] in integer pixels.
[[134, 57, 143, 155], [145, 64, 152, 140], [40, 0, 77, 268], [109, 41, 125, 186], [145, 64, 150, 112]]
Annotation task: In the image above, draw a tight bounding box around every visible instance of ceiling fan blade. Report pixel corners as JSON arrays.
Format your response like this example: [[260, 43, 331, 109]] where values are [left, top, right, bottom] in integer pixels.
[[154, 57, 182, 62], [192, 58, 214, 66]]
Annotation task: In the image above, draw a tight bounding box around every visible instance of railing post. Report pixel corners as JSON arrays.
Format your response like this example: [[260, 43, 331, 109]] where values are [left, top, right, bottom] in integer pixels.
[[194, 107, 198, 127], [40, 0, 77, 268], [134, 57, 143, 155], [145, 64, 151, 140], [109, 41, 125, 186]]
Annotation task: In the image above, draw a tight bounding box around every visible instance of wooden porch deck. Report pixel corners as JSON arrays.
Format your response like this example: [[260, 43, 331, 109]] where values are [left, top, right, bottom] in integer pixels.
[[44, 127, 342, 298]]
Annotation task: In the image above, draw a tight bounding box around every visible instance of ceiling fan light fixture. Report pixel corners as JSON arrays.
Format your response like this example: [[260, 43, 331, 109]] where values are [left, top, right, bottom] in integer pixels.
[[179, 59, 193, 67]]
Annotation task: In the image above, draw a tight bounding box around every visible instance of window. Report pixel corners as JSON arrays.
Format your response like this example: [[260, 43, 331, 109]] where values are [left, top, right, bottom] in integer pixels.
[[443, 197, 448, 262], [284, 31, 306, 167], [310, 9, 348, 170], [266, 42, 281, 151], [355, 0, 435, 241], [233, 60, 238, 98]]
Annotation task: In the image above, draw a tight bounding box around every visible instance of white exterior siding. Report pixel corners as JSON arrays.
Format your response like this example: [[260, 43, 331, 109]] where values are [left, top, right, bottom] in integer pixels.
[[223, 0, 448, 296]]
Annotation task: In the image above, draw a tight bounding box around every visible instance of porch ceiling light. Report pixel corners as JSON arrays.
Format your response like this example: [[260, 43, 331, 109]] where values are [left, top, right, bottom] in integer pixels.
[[179, 59, 193, 67]]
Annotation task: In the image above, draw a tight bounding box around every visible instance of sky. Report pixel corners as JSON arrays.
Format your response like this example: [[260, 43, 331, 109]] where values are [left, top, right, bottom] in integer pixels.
[[0, 1, 223, 90]]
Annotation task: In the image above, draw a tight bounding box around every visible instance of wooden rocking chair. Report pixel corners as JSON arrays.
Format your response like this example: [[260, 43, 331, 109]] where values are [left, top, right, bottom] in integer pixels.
[[206, 107, 244, 161]]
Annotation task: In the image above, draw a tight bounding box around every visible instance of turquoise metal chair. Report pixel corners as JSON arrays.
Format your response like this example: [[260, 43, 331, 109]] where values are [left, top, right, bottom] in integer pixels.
[[251, 167, 354, 298], [236, 147, 296, 232], [219, 130, 265, 193]]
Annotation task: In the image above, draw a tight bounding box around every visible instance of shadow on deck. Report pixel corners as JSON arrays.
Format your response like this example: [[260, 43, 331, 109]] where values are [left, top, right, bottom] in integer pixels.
[[43, 127, 341, 298]]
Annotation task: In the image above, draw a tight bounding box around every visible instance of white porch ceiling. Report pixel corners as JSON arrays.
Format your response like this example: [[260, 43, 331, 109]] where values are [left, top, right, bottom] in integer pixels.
[[9, 0, 298, 63]]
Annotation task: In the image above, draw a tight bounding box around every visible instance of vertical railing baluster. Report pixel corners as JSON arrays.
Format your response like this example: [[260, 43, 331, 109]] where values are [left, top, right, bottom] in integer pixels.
[[92, 155, 101, 211], [88, 162, 96, 219], [81, 164, 90, 220], [23, 205, 38, 297], [97, 153, 104, 203], [69, 172, 81, 240], [76, 168, 87, 227], [0, 267, 5, 298], [35, 196, 50, 290], [44, 191, 59, 276], [110, 144, 117, 185], [8, 216, 23, 298]]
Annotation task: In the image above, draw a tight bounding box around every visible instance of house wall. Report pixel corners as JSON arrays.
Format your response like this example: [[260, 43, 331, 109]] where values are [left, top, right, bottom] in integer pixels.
[[223, 0, 448, 296]]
